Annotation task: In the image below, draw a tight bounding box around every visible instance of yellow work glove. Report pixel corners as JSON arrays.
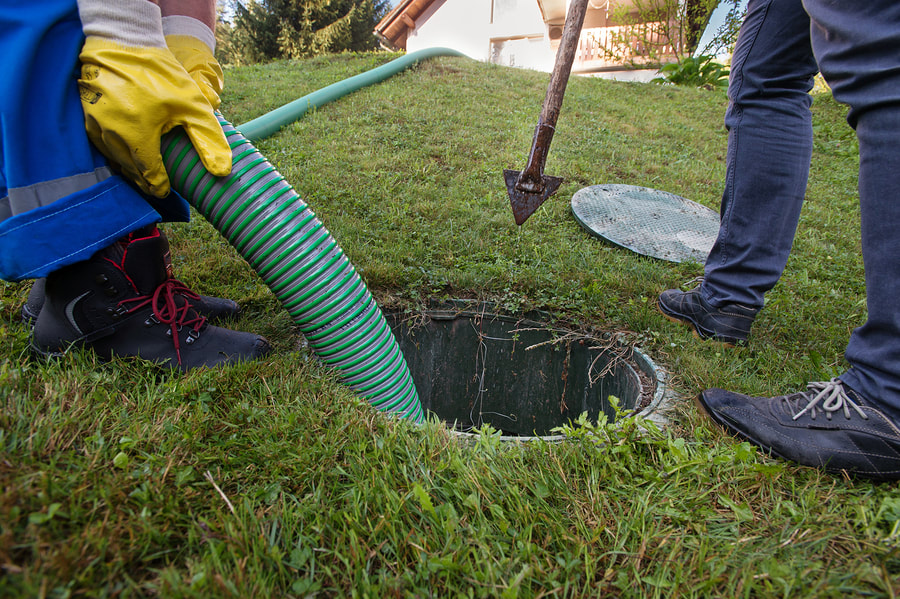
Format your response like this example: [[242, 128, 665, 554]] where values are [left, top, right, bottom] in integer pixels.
[[76, 0, 231, 198], [166, 35, 225, 110]]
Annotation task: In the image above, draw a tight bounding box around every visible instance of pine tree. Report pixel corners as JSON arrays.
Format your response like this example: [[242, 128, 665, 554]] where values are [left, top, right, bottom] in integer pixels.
[[230, 0, 391, 63]]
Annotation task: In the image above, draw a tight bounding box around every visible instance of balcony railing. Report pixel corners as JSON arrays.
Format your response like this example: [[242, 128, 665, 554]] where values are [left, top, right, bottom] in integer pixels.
[[570, 22, 683, 70]]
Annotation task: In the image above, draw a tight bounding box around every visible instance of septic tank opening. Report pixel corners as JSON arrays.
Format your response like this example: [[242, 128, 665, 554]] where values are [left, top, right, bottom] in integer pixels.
[[385, 302, 667, 439]]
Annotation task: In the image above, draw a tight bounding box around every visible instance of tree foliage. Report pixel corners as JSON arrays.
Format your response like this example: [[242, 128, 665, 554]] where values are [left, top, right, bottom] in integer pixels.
[[219, 0, 391, 65], [694, 0, 744, 57]]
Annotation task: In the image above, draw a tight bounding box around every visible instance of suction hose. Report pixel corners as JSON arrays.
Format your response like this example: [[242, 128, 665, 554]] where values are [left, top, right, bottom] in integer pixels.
[[159, 48, 467, 423], [162, 118, 423, 421], [238, 47, 465, 141]]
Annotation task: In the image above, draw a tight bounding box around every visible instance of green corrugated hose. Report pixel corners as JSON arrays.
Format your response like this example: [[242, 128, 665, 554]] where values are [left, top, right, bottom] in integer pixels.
[[161, 48, 465, 422], [238, 47, 465, 141]]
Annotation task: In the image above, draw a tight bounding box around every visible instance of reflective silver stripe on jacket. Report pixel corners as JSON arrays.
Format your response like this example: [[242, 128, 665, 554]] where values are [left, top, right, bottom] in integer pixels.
[[0, 166, 113, 221]]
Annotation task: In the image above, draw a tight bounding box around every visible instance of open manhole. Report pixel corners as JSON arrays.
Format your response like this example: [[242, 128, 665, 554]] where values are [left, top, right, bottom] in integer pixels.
[[385, 302, 670, 440]]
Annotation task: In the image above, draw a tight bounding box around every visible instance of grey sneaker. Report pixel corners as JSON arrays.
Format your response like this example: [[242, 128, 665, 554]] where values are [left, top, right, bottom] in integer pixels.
[[699, 379, 900, 481], [658, 285, 758, 345]]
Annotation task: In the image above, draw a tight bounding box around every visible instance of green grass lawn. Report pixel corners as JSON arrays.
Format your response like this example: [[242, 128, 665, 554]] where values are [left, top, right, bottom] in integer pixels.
[[2, 52, 898, 597]]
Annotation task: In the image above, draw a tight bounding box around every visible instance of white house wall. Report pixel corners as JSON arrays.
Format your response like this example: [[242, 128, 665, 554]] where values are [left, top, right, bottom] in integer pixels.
[[406, 0, 552, 70]]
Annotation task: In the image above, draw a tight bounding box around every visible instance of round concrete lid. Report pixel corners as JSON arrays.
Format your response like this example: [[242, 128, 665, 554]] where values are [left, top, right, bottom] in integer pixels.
[[571, 184, 720, 263]]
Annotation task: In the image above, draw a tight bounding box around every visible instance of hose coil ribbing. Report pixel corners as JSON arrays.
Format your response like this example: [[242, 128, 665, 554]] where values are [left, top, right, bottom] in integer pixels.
[[162, 117, 423, 422]]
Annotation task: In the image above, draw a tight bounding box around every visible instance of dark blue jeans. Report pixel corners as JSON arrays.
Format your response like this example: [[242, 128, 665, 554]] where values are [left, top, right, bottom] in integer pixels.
[[700, 0, 900, 417]]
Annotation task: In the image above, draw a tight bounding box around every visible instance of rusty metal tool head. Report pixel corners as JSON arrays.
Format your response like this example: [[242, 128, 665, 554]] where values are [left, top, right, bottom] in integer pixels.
[[505, 0, 589, 226], [504, 123, 564, 225]]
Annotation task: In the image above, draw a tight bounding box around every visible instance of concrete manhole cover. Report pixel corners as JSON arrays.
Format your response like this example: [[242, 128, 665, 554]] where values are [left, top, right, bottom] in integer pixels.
[[571, 184, 720, 263]]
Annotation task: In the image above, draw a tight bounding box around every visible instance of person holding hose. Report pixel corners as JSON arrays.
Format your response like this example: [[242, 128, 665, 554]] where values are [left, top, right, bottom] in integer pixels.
[[0, 0, 271, 370], [657, 0, 900, 479]]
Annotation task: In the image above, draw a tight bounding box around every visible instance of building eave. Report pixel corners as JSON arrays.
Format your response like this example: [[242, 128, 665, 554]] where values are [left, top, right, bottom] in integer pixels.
[[374, 0, 441, 50]]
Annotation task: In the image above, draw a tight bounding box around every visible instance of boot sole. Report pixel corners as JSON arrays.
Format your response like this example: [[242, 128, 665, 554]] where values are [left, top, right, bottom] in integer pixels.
[[31, 339, 181, 371], [21, 306, 40, 327], [657, 301, 738, 348], [30, 342, 66, 361]]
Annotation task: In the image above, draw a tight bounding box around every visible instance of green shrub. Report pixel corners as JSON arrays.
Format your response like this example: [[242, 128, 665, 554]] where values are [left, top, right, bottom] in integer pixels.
[[653, 54, 730, 90]]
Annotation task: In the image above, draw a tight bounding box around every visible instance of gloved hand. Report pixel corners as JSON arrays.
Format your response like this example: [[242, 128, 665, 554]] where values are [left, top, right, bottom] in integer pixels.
[[166, 34, 224, 110], [76, 0, 231, 198]]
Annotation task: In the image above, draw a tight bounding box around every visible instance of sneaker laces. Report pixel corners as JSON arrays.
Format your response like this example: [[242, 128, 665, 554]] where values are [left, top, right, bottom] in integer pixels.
[[790, 378, 868, 422], [683, 276, 704, 289], [118, 279, 207, 365]]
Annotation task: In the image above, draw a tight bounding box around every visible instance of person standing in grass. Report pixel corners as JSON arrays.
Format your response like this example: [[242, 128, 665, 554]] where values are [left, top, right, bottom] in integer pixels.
[[657, 0, 900, 480], [0, 0, 271, 370]]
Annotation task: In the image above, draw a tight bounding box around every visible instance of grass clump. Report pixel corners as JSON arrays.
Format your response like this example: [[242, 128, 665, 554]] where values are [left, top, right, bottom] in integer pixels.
[[2, 53, 899, 597]]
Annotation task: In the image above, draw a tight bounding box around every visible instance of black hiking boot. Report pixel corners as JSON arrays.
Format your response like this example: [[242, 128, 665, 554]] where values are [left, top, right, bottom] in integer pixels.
[[31, 226, 271, 371], [21, 237, 240, 326], [658, 284, 758, 346], [20, 277, 45, 325], [699, 379, 900, 481]]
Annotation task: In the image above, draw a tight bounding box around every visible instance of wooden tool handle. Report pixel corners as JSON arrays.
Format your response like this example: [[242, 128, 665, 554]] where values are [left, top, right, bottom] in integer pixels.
[[518, 0, 590, 189], [538, 0, 590, 128]]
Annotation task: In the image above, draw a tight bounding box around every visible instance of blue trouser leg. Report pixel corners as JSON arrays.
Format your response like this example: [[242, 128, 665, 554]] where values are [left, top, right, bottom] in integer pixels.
[[801, 0, 900, 418], [701, 0, 818, 308]]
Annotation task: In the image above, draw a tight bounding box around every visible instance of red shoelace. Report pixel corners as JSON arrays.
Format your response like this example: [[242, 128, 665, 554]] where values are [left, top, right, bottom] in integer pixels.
[[119, 278, 207, 365]]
